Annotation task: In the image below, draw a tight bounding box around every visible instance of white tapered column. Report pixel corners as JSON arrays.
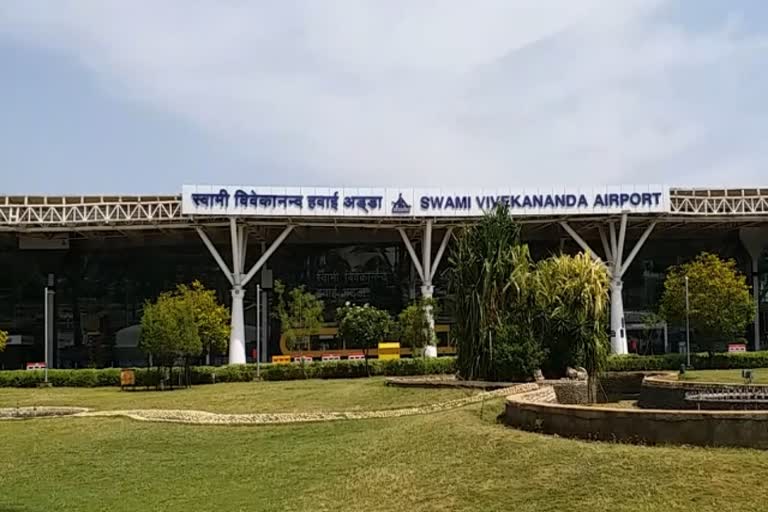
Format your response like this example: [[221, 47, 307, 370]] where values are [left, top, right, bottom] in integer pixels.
[[609, 279, 627, 354], [398, 221, 453, 357], [229, 285, 246, 364], [197, 221, 293, 364], [561, 215, 655, 355]]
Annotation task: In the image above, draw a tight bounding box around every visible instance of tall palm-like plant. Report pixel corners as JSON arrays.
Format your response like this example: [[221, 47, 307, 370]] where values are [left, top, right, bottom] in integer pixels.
[[448, 205, 533, 380], [534, 253, 610, 400]]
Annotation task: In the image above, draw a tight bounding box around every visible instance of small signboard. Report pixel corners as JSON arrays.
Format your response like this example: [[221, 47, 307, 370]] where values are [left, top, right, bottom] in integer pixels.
[[120, 369, 136, 387], [378, 342, 400, 361], [728, 343, 747, 353]]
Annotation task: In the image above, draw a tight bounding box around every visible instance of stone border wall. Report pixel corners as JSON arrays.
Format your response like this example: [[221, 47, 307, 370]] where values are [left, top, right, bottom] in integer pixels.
[[599, 371, 666, 400], [505, 385, 768, 449], [638, 375, 768, 409], [386, 376, 588, 404]]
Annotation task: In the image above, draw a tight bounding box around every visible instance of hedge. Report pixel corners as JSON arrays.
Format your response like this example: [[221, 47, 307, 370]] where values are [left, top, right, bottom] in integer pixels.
[[0, 357, 457, 387], [4, 352, 766, 387], [607, 351, 768, 372]]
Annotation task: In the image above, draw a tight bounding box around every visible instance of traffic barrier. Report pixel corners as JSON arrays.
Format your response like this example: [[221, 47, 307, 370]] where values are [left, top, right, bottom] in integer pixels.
[[378, 342, 400, 361]]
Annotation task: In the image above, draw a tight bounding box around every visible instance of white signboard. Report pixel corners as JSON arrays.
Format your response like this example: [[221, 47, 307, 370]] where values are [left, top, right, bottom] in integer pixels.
[[182, 185, 669, 218]]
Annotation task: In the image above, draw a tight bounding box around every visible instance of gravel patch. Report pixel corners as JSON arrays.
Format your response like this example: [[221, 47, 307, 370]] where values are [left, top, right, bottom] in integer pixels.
[[0, 406, 90, 420], [78, 384, 538, 426]]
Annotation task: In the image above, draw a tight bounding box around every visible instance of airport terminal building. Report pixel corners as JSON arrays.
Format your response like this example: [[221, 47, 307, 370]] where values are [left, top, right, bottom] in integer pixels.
[[0, 185, 766, 369]]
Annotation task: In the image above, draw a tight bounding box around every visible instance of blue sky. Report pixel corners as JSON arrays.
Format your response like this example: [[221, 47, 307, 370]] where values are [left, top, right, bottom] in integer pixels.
[[1, 1, 767, 195]]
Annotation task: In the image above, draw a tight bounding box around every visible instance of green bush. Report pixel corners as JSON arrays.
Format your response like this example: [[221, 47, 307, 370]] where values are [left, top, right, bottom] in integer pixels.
[[0, 357, 457, 387], [606, 351, 768, 371], [606, 354, 686, 372], [490, 324, 546, 382], [492, 341, 544, 382], [694, 351, 768, 370], [7, 353, 768, 388]]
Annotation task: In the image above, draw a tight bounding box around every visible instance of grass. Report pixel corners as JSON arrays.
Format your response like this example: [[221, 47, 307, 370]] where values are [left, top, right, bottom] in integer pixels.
[[680, 369, 768, 384], [0, 378, 470, 413], [2, 380, 768, 511]]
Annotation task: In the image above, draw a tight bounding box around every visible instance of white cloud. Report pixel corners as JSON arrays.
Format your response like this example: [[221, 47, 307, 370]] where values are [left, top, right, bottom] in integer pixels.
[[1, 0, 767, 186]]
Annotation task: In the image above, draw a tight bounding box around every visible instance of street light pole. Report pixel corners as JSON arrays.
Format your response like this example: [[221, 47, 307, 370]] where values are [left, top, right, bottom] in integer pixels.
[[685, 275, 691, 368], [43, 286, 51, 386], [256, 283, 261, 379], [43, 286, 49, 384]]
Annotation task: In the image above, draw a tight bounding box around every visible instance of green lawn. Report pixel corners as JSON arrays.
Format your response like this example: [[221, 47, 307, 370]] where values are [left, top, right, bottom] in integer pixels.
[[2, 380, 768, 511], [680, 369, 768, 384], [0, 378, 470, 413]]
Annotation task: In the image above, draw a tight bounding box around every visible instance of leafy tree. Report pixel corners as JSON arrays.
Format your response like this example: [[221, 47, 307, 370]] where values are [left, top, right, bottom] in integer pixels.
[[175, 281, 230, 362], [396, 297, 437, 355], [0, 329, 7, 353], [637, 311, 665, 355], [274, 281, 324, 368], [140, 290, 201, 388], [660, 252, 754, 353], [337, 303, 394, 375], [534, 252, 610, 400]]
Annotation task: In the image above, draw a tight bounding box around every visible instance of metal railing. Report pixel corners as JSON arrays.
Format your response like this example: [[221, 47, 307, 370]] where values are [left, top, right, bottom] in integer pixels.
[[0, 187, 767, 230]]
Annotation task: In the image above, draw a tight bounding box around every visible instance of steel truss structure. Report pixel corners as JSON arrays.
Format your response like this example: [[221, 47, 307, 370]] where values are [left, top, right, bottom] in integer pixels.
[[669, 188, 768, 216], [0, 188, 767, 232]]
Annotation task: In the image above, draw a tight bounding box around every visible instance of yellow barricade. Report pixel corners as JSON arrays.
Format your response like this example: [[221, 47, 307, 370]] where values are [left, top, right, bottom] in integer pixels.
[[378, 342, 400, 361], [271, 355, 292, 365]]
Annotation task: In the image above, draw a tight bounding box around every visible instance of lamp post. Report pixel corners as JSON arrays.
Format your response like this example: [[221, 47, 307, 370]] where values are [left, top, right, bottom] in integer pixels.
[[256, 283, 261, 379], [44, 285, 49, 384], [685, 275, 691, 368], [43, 284, 55, 385]]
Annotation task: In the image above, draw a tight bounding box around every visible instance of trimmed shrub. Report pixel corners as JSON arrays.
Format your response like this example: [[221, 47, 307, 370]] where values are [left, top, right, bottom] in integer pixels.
[[607, 354, 686, 372], [0, 357, 457, 387], [606, 351, 768, 372]]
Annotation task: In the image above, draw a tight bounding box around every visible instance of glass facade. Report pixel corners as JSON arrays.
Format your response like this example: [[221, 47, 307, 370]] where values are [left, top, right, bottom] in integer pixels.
[[0, 227, 764, 368]]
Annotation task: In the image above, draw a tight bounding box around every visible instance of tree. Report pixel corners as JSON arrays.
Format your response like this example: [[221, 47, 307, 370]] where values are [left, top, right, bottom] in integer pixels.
[[274, 281, 324, 369], [140, 291, 201, 388], [0, 329, 7, 353], [534, 252, 610, 400], [175, 281, 230, 363], [448, 205, 540, 381], [660, 252, 754, 354], [337, 303, 394, 375], [396, 297, 437, 355], [637, 311, 665, 355]]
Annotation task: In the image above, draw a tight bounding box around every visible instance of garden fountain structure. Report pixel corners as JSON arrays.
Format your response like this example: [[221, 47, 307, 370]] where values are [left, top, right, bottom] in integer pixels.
[[684, 383, 768, 410], [503, 372, 768, 450]]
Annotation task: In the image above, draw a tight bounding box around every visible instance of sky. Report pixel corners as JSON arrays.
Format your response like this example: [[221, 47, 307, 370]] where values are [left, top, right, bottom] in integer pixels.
[[1, 1, 767, 195]]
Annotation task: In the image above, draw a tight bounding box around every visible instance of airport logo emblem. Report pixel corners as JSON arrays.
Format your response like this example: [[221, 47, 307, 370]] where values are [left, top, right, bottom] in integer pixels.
[[391, 193, 411, 214]]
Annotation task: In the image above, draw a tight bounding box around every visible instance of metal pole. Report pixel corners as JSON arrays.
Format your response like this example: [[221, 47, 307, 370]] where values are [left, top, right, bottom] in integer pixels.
[[44, 286, 49, 384], [256, 284, 261, 379], [753, 260, 761, 351], [685, 275, 691, 367]]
